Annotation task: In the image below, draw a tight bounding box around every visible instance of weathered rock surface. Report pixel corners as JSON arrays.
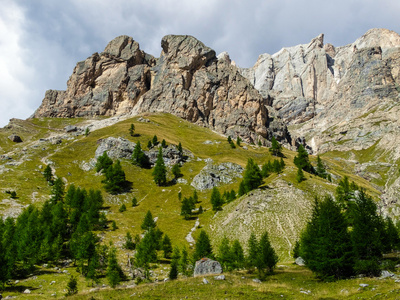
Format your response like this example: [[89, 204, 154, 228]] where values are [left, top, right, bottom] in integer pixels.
[[191, 161, 243, 190], [8, 134, 22, 143], [295, 257, 305, 266], [240, 28, 400, 217], [193, 258, 222, 277], [94, 137, 190, 166], [95, 137, 135, 160], [32, 35, 291, 145]]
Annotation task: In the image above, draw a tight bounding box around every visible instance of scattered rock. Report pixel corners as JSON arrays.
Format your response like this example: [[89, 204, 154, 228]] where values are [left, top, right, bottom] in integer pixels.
[[202, 278, 209, 284], [23, 289, 31, 294], [137, 117, 150, 123], [359, 283, 369, 288], [380, 270, 395, 278], [8, 134, 22, 143], [64, 125, 78, 133], [194, 258, 223, 277], [214, 275, 225, 280], [164, 278, 169, 282], [295, 257, 305, 266], [191, 162, 243, 190], [252, 278, 262, 283], [50, 281, 56, 285]]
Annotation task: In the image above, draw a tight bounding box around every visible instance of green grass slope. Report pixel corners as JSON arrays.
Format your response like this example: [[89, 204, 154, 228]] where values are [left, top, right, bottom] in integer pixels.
[[0, 113, 391, 299]]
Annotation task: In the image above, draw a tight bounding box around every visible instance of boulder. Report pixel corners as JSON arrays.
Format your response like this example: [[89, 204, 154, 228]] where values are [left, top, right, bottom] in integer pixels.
[[214, 274, 225, 280], [380, 270, 395, 278], [8, 134, 22, 143], [64, 125, 78, 133], [95, 137, 136, 159], [193, 258, 222, 277], [295, 257, 305, 266], [191, 162, 243, 190]]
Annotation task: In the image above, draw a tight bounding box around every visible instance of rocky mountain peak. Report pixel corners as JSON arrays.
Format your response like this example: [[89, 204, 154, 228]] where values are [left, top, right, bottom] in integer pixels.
[[160, 35, 216, 70], [353, 28, 400, 50], [33, 34, 291, 145]]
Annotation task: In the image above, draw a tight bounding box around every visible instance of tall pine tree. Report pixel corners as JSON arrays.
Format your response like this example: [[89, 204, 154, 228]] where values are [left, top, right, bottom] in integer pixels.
[[152, 148, 167, 186]]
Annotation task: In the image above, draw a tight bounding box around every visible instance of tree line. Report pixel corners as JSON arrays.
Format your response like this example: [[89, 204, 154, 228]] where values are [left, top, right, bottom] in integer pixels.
[[296, 177, 400, 280]]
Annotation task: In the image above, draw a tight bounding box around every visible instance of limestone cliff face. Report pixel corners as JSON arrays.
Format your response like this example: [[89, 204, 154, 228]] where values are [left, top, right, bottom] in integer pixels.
[[240, 28, 400, 153], [33, 35, 289, 144], [240, 28, 400, 218]]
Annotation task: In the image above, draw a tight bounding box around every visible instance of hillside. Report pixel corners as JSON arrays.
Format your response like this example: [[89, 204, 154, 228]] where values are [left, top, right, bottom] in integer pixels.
[[0, 112, 389, 299]]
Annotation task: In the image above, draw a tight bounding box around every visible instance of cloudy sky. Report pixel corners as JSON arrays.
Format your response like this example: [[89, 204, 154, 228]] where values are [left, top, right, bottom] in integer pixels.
[[1, 0, 399, 127]]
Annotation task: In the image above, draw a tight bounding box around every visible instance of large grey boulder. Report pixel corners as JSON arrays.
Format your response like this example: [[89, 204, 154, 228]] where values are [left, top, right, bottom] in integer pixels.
[[193, 258, 222, 277], [191, 162, 243, 190], [95, 137, 136, 160]]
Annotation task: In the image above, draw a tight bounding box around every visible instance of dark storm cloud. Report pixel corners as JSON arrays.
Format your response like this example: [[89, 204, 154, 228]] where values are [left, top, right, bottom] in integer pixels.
[[1, 0, 399, 126]]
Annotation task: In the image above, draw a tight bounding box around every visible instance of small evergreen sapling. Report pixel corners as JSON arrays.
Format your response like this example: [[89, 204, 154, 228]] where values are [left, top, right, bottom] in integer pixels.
[[131, 197, 138, 207], [129, 124, 135, 136], [269, 136, 282, 157], [119, 203, 127, 213], [65, 275, 78, 296]]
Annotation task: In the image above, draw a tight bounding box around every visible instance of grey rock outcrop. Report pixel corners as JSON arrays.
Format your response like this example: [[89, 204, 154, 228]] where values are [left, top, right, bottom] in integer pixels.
[[193, 258, 222, 277], [32, 35, 291, 145], [191, 162, 243, 190], [8, 134, 22, 143], [95, 137, 135, 160]]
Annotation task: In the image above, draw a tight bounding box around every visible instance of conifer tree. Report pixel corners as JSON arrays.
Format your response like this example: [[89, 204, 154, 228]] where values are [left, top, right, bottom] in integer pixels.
[[300, 195, 354, 280], [179, 247, 190, 276], [238, 181, 246, 196], [273, 159, 281, 173], [194, 230, 213, 261], [269, 136, 282, 157], [141, 210, 156, 231], [256, 231, 279, 278], [169, 259, 179, 280], [152, 135, 158, 146], [161, 139, 167, 148], [129, 124, 135, 136], [152, 148, 167, 186], [218, 236, 233, 271], [103, 160, 126, 194], [96, 151, 113, 173], [177, 142, 183, 155], [162, 234, 173, 258], [294, 144, 314, 173], [210, 186, 223, 211], [65, 276, 78, 296], [51, 178, 65, 203], [180, 197, 193, 220], [132, 141, 149, 168], [296, 166, 306, 183], [43, 164, 54, 184], [135, 229, 158, 273], [383, 216, 400, 251], [316, 155, 327, 179], [242, 158, 263, 193], [236, 136, 241, 146], [131, 197, 138, 207], [119, 203, 127, 212], [231, 239, 244, 269], [107, 246, 124, 288], [147, 140, 153, 149], [124, 232, 135, 250], [172, 163, 182, 179], [280, 157, 285, 171], [246, 232, 259, 269], [227, 136, 232, 143], [351, 190, 384, 276]]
